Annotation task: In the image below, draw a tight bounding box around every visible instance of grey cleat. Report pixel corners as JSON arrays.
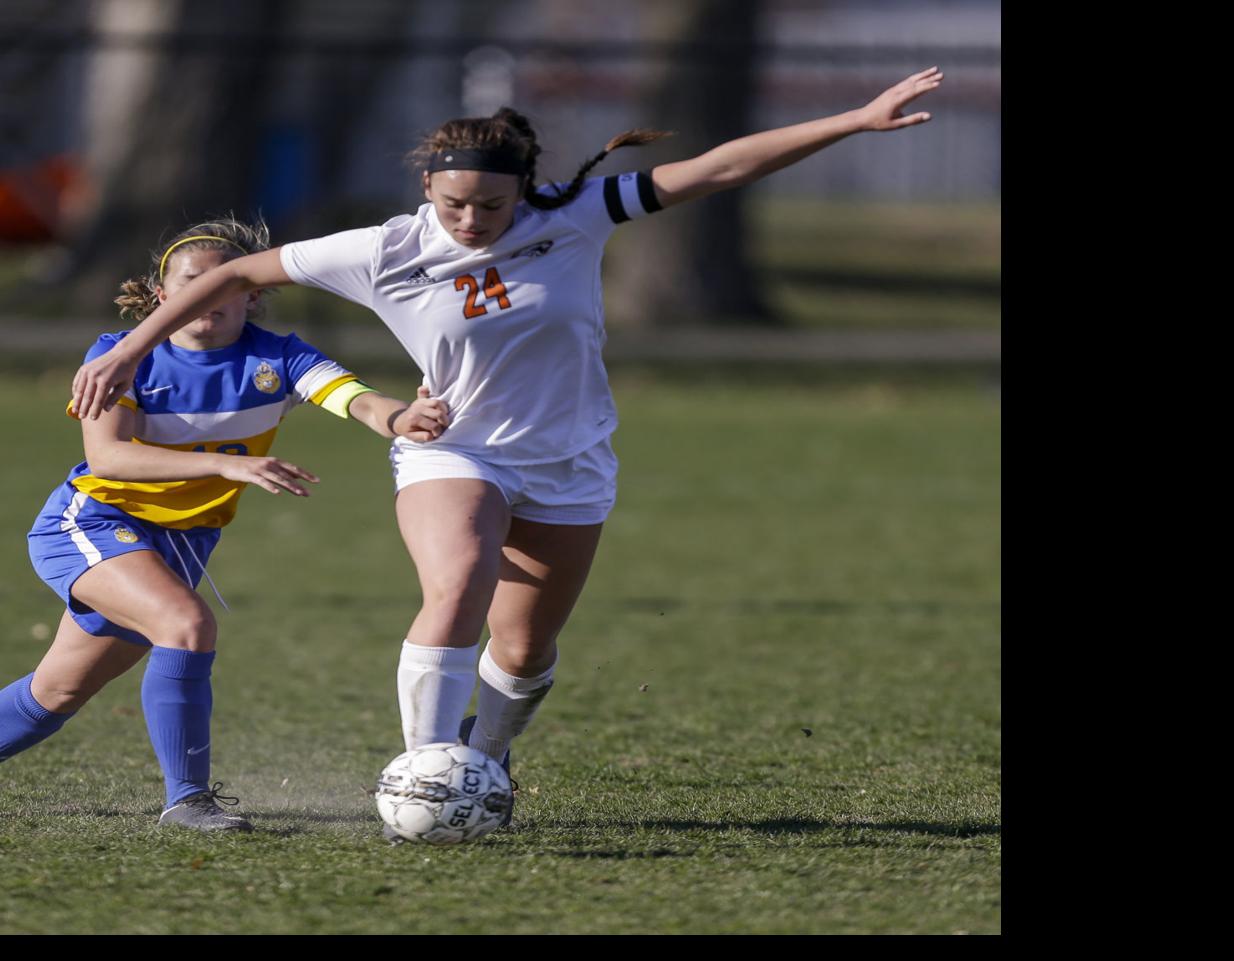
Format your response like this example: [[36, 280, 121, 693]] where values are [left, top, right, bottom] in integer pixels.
[[459, 715, 515, 828], [157, 781, 253, 833], [382, 822, 406, 844]]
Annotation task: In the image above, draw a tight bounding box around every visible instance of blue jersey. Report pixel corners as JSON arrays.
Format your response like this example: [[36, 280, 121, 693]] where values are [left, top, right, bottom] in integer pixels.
[[66, 323, 372, 529]]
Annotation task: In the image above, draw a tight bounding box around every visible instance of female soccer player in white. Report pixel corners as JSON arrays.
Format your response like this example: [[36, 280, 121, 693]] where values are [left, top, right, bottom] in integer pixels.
[[70, 68, 944, 828], [1, 219, 447, 831]]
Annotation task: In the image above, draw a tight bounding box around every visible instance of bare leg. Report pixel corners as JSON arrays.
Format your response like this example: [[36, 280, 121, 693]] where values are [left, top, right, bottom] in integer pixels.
[[487, 519, 604, 676], [466, 519, 604, 760], [0, 612, 148, 763], [393, 479, 510, 748], [70, 550, 219, 809], [31, 612, 150, 713], [70, 550, 216, 653], [395, 479, 511, 648]]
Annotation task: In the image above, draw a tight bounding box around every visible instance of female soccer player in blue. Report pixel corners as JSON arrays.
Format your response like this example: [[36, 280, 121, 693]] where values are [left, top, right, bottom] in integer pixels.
[[69, 69, 944, 834], [0, 218, 449, 831]]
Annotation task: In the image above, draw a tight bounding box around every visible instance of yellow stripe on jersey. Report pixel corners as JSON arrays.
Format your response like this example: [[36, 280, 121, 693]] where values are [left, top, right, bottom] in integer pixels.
[[71, 423, 280, 529], [64, 395, 137, 419], [312, 376, 378, 419]]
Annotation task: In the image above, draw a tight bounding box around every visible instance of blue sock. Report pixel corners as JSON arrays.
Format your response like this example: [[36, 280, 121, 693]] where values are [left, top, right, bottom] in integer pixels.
[[0, 674, 74, 762], [141, 648, 215, 808]]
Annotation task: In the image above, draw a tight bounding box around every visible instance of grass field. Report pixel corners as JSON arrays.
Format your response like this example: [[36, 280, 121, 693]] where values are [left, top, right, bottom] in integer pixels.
[[0, 370, 1000, 935]]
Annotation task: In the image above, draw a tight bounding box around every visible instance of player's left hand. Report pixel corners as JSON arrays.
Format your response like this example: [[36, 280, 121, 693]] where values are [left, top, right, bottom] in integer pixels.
[[857, 66, 944, 132], [391, 386, 451, 442]]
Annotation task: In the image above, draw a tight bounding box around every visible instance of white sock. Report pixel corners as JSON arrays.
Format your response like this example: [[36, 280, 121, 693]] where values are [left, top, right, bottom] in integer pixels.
[[396, 642, 478, 751], [470, 643, 555, 762]]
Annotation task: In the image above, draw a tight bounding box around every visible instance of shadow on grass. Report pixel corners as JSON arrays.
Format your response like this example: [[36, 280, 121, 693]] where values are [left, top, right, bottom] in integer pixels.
[[536, 818, 1000, 858], [40, 805, 162, 818], [35, 805, 376, 830], [544, 848, 684, 860], [658, 818, 998, 838], [247, 810, 376, 825], [549, 818, 1000, 839]]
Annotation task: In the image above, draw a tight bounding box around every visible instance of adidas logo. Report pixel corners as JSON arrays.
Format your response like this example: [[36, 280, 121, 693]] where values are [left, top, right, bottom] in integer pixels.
[[513, 240, 553, 259], [405, 267, 435, 285]]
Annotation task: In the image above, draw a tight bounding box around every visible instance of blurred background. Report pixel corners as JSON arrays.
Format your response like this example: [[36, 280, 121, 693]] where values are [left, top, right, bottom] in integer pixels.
[[0, 9, 1000, 925], [1, 0, 999, 365]]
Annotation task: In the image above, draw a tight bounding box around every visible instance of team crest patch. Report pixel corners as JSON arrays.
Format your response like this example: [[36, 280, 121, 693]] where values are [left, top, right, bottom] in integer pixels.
[[253, 362, 281, 394], [114, 528, 139, 544]]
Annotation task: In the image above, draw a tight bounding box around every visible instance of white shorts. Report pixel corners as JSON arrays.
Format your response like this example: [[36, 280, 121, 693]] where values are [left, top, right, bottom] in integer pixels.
[[389, 437, 618, 526]]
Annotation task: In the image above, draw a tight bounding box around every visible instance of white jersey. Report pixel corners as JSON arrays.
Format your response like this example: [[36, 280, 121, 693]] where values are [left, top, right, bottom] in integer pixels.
[[281, 172, 662, 465]]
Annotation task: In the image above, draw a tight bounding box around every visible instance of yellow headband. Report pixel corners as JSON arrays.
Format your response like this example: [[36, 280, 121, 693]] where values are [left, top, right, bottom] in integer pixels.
[[158, 235, 249, 279]]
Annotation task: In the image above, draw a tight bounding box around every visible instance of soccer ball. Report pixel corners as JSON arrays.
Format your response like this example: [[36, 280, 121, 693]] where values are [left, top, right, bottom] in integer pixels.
[[375, 743, 513, 845]]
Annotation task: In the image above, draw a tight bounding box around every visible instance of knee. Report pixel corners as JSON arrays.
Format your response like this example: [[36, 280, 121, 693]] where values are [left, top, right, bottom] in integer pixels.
[[421, 566, 497, 618], [486, 633, 557, 678], [152, 603, 217, 652], [29, 680, 94, 714]]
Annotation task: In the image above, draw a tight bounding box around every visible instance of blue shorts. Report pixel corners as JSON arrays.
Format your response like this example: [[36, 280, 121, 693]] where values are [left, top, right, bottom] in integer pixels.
[[27, 482, 222, 646]]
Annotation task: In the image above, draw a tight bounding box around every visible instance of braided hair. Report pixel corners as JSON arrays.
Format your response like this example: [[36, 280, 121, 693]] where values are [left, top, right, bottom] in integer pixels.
[[115, 216, 271, 323], [408, 107, 671, 210]]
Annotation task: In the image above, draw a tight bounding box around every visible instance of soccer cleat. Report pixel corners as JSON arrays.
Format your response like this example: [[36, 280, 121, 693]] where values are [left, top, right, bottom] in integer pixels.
[[157, 781, 253, 833], [459, 715, 515, 828]]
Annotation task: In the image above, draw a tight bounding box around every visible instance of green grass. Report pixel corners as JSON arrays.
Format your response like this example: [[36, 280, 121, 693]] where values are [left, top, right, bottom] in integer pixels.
[[751, 199, 1001, 330], [753, 199, 1000, 279], [0, 371, 1000, 934]]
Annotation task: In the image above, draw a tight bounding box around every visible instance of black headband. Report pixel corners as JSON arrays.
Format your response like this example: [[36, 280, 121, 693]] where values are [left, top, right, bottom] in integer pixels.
[[426, 147, 528, 176]]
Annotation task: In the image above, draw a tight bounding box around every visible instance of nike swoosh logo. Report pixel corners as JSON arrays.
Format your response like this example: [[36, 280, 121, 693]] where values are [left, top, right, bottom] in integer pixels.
[[187, 744, 210, 755], [141, 385, 173, 395]]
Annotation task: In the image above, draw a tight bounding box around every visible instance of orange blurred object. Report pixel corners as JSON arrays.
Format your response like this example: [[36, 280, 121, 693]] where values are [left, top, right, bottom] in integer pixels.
[[0, 155, 92, 242]]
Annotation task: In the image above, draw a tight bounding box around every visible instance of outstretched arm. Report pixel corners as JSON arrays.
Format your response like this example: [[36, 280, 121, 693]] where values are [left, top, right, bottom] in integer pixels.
[[72, 248, 293, 421], [83, 402, 319, 496], [650, 67, 943, 208], [348, 387, 451, 442]]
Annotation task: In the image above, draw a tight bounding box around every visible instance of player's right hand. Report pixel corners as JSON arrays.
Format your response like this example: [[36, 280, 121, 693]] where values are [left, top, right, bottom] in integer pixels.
[[217, 456, 321, 496], [71, 350, 141, 420]]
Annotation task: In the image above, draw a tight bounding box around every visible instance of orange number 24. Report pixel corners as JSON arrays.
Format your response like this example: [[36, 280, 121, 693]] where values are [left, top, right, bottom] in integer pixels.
[[455, 267, 512, 319]]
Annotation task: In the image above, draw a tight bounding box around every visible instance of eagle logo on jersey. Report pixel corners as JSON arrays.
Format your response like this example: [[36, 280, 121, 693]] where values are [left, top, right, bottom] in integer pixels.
[[114, 527, 139, 544], [513, 240, 553, 259], [253, 362, 281, 394]]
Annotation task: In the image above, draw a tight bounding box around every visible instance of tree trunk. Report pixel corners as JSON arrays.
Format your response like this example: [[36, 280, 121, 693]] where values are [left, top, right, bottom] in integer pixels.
[[604, 0, 770, 328], [66, 0, 283, 308]]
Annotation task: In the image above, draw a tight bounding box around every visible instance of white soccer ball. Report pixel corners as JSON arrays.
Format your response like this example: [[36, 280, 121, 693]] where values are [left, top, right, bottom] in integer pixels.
[[375, 743, 513, 845]]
